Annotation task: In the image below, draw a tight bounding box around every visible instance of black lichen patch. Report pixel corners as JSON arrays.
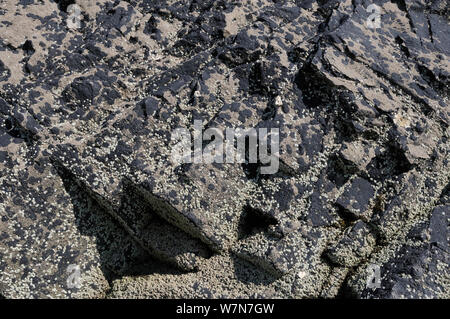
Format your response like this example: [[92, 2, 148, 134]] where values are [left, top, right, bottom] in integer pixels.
[[55, 0, 76, 13], [0, 59, 10, 81], [20, 40, 35, 55]]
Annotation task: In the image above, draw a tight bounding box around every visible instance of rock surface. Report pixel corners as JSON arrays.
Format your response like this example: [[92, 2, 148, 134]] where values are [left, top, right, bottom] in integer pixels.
[[0, 0, 448, 298]]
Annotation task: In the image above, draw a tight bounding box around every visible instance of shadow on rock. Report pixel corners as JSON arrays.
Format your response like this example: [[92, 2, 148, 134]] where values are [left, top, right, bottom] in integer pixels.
[[231, 254, 278, 287], [55, 163, 184, 286]]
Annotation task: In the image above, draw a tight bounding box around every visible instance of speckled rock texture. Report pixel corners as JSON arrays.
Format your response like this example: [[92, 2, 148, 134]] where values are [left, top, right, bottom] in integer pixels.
[[0, 0, 448, 299]]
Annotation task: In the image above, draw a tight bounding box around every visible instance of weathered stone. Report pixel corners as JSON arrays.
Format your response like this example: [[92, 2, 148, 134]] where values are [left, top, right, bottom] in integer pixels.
[[0, 0, 448, 299], [326, 221, 376, 267]]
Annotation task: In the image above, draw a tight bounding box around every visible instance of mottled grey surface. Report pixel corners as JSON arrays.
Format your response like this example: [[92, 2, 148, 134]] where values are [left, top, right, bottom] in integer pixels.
[[0, 0, 448, 298]]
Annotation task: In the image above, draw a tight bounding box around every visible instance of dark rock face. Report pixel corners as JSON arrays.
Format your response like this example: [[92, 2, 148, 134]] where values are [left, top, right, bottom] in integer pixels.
[[0, 0, 448, 298], [430, 205, 449, 252], [336, 177, 376, 220]]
